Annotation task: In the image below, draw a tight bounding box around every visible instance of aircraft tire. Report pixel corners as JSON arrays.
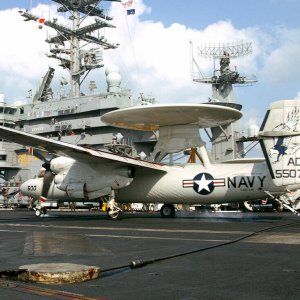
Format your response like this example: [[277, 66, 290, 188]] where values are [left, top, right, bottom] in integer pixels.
[[160, 204, 175, 218], [107, 208, 122, 220], [273, 202, 284, 212], [35, 209, 41, 217], [243, 201, 255, 212]]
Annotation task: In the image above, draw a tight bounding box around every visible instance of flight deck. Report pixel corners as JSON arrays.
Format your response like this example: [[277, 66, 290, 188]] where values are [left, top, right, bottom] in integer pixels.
[[0, 210, 298, 299]]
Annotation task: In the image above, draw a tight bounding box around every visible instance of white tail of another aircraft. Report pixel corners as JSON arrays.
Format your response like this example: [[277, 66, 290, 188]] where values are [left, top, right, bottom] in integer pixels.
[[260, 99, 300, 188]]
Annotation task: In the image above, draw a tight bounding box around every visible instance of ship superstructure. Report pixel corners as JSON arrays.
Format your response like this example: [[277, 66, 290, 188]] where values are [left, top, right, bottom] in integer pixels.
[[0, 95, 21, 182], [191, 41, 258, 162], [0, 1, 155, 188], [16, 0, 154, 149]]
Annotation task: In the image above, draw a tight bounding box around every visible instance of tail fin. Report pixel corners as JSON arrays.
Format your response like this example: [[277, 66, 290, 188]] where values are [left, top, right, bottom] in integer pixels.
[[259, 99, 300, 187]]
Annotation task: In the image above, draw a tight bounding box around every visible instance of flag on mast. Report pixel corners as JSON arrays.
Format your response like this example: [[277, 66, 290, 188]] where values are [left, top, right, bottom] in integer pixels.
[[127, 9, 135, 15], [122, 0, 133, 8]]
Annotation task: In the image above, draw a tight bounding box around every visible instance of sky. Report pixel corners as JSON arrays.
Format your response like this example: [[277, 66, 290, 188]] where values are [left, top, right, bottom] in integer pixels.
[[1, 0, 300, 136]]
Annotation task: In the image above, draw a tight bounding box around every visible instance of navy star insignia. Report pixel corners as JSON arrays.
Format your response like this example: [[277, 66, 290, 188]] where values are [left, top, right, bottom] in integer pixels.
[[183, 173, 225, 195]]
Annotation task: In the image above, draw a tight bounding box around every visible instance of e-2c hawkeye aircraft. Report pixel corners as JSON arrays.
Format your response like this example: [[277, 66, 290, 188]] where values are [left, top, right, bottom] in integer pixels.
[[0, 100, 300, 219]]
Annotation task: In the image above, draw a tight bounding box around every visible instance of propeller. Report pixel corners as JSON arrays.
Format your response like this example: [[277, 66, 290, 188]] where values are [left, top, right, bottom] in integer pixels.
[[40, 167, 55, 202], [32, 149, 55, 164], [33, 149, 56, 202]]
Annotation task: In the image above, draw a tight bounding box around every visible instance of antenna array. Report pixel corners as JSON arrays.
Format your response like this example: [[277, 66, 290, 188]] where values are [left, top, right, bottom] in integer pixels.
[[198, 41, 252, 59]]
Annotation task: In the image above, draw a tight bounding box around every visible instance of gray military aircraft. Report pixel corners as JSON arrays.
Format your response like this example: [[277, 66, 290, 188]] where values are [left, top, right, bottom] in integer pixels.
[[0, 100, 299, 218]]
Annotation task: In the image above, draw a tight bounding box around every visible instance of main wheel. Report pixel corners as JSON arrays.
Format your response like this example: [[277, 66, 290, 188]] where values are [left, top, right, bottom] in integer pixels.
[[107, 208, 122, 220], [273, 201, 284, 212], [35, 209, 41, 217], [160, 204, 175, 218], [243, 201, 255, 212]]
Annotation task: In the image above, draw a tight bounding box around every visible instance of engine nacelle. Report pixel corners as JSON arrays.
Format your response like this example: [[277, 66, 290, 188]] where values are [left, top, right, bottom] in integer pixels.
[[50, 157, 75, 175], [22, 155, 136, 201], [85, 187, 111, 200], [65, 183, 84, 198], [65, 184, 112, 200], [54, 173, 64, 185], [55, 161, 135, 193], [115, 166, 135, 178]]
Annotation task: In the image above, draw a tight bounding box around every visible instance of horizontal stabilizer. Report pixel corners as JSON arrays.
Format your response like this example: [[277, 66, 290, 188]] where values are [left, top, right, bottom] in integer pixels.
[[259, 131, 300, 138]]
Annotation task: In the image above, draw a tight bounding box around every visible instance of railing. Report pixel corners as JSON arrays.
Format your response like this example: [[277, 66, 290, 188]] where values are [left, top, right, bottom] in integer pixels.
[[0, 113, 17, 123]]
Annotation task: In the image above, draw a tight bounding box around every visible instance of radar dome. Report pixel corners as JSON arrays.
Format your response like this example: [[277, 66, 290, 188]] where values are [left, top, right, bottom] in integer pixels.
[[106, 66, 122, 93], [105, 65, 120, 76], [107, 72, 121, 85], [248, 124, 259, 137]]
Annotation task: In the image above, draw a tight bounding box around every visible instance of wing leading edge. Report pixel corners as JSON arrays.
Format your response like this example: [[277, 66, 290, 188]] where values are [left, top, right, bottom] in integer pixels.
[[0, 126, 165, 172]]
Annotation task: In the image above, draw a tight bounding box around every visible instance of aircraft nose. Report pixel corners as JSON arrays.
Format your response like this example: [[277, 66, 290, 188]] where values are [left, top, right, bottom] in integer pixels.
[[21, 178, 42, 197], [20, 182, 28, 195]]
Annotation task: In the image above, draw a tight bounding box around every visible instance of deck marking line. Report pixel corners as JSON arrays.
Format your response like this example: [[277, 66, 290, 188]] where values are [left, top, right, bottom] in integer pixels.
[[0, 223, 251, 235], [0, 229, 25, 233], [85, 234, 229, 242]]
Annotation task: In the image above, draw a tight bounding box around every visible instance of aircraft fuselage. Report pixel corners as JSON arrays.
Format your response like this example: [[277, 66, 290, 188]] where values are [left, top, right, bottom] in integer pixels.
[[117, 162, 283, 204], [21, 160, 284, 206]]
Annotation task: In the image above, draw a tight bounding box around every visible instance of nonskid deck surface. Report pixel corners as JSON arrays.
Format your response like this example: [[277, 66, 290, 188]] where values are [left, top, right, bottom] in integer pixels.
[[0, 210, 299, 299]]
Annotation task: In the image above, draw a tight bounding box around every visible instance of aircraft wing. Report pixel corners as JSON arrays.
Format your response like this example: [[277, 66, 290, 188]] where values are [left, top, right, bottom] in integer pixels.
[[0, 126, 165, 172]]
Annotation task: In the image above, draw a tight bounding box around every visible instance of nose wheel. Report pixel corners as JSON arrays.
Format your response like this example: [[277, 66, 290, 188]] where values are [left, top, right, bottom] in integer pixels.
[[34, 206, 47, 217], [160, 204, 175, 218]]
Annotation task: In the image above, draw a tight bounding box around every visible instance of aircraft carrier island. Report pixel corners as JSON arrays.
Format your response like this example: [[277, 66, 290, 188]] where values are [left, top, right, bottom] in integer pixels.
[[0, 0, 156, 203]]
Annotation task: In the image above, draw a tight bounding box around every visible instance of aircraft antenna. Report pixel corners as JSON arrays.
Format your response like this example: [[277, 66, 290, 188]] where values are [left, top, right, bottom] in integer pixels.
[[190, 40, 259, 162], [19, 0, 120, 99], [192, 40, 257, 103]]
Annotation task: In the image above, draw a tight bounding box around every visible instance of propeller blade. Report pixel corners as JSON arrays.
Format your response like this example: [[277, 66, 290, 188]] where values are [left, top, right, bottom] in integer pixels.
[[42, 158, 52, 171], [33, 149, 56, 202], [32, 149, 56, 166], [40, 170, 55, 202]]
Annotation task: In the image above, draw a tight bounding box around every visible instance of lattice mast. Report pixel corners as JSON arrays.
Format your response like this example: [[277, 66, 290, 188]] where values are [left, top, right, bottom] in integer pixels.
[[19, 0, 120, 98], [192, 41, 256, 103]]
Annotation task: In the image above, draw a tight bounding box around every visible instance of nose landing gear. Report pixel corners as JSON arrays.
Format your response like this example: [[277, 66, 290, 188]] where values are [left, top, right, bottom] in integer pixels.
[[34, 206, 47, 217]]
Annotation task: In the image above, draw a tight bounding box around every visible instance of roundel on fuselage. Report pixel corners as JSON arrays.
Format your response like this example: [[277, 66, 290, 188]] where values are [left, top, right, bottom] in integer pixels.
[[193, 173, 215, 195]]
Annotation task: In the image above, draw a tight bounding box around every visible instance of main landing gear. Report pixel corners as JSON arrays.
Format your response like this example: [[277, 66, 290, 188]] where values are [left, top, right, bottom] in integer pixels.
[[160, 204, 176, 218], [264, 190, 299, 215], [107, 190, 123, 220]]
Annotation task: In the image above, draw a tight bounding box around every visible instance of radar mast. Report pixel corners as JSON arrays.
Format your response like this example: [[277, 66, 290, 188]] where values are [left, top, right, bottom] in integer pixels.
[[19, 0, 119, 98], [192, 41, 256, 102], [191, 41, 257, 162]]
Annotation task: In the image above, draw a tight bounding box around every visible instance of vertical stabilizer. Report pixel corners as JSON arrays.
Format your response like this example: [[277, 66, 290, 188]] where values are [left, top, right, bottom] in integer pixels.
[[260, 100, 300, 187]]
